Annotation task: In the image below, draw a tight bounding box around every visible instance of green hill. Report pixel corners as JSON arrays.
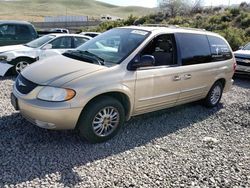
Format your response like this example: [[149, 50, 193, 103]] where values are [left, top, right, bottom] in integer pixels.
[[0, 0, 156, 21]]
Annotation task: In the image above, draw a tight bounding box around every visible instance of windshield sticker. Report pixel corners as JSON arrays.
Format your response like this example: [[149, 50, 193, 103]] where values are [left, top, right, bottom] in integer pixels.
[[131, 30, 148, 36]]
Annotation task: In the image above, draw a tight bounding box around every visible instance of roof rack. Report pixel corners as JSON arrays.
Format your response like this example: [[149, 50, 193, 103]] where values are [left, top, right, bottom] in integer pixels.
[[140, 24, 206, 31], [141, 24, 178, 28]]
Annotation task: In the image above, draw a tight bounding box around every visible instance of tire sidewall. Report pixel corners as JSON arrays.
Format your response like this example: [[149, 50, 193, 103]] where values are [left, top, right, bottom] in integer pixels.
[[205, 82, 223, 108], [78, 96, 125, 143]]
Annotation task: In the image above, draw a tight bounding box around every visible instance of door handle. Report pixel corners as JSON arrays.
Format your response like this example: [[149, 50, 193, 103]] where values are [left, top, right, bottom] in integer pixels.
[[173, 75, 181, 81], [184, 74, 192, 80]]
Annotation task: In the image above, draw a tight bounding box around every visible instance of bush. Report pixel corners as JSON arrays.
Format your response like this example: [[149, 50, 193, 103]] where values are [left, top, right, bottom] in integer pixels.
[[168, 16, 190, 26], [241, 16, 250, 28], [221, 11, 232, 22], [246, 27, 250, 37], [230, 8, 241, 17], [217, 27, 247, 50], [123, 14, 137, 26], [90, 8, 250, 50]]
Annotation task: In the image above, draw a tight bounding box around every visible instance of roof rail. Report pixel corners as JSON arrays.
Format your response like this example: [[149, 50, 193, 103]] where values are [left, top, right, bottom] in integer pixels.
[[140, 24, 206, 31], [141, 24, 179, 28], [178, 26, 206, 31]]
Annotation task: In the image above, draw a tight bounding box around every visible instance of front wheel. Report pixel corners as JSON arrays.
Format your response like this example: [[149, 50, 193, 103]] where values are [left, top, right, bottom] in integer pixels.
[[77, 96, 125, 143], [13, 58, 33, 75], [204, 81, 223, 108]]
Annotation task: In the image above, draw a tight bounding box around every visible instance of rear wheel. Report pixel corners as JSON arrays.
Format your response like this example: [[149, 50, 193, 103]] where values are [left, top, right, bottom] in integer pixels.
[[204, 81, 223, 108], [77, 96, 125, 143]]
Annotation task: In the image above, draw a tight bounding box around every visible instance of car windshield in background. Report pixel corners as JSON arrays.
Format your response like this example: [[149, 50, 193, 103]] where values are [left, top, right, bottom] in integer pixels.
[[243, 43, 250, 50], [25, 35, 56, 48], [73, 28, 150, 65]]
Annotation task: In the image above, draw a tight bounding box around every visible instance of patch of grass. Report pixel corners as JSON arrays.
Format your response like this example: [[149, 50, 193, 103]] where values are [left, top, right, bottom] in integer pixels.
[[0, 0, 156, 21]]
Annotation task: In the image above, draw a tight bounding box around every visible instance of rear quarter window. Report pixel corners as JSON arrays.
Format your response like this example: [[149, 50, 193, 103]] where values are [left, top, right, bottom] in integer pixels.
[[207, 35, 232, 61], [177, 33, 211, 66]]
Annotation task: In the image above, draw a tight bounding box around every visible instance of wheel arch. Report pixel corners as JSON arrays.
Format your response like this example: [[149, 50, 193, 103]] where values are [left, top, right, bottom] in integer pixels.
[[12, 56, 37, 64], [75, 91, 132, 130], [214, 78, 226, 89]]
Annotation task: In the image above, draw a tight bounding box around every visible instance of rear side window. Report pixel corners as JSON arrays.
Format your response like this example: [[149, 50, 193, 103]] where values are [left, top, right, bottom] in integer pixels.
[[74, 37, 89, 48], [50, 37, 73, 49], [16, 25, 33, 40], [207, 35, 232, 61], [177, 33, 211, 66], [0, 24, 16, 36]]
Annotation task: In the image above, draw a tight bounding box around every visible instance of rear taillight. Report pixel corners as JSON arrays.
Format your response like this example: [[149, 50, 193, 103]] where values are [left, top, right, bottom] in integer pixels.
[[233, 59, 237, 72]]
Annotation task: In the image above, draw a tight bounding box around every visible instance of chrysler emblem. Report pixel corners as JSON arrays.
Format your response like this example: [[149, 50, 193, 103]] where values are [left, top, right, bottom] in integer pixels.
[[17, 79, 26, 87]]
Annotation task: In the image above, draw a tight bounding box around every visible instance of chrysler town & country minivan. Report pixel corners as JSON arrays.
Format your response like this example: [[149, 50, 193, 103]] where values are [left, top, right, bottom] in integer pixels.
[[11, 26, 236, 143]]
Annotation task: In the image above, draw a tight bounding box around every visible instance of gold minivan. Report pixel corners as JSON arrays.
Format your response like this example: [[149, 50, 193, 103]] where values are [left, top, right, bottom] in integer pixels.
[[11, 26, 236, 143]]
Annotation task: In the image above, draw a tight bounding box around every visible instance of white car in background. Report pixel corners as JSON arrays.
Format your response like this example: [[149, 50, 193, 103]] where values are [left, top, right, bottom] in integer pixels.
[[0, 34, 91, 76], [234, 42, 250, 76]]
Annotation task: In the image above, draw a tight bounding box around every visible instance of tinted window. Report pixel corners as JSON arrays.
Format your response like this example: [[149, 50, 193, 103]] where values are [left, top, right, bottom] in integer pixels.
[[243, 43, 250, 50], [16, 25, 32, 40], [73, 37, 89, 48], [177, 33, 211, 66], [0, 24, 16, 36], [141, 34, 177, 66], [50, 37, 72, 49], [207, 35, 232, 61]]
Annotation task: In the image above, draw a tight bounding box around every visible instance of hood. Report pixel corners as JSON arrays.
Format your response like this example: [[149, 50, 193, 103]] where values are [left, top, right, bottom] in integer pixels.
[[234, 50, 250, 57], [21, 55, 106, 86], [0, 45, 31, 54]]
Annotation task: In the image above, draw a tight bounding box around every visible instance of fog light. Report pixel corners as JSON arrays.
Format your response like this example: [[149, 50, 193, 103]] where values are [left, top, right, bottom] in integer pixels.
[[35, 120, 56, 129]]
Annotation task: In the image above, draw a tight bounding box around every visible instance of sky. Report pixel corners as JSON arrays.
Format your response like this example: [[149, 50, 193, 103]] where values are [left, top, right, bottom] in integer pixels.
[[97, 0, 250, 8]]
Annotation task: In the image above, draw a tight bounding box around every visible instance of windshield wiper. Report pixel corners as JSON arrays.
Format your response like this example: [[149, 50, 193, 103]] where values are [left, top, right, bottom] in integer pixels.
[[82, 50, 105, 64], [63, 50, 104, 65]]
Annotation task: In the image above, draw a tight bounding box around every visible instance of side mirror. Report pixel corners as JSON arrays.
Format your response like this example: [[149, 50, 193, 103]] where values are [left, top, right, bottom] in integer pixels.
[[42, 44, 52, 50], [130, 55, 155, 70], [239, 46, 243, 50]]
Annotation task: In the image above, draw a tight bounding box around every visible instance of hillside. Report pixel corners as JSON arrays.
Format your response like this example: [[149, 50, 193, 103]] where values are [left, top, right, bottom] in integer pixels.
[[0, 0, 156, 21], [92, 7, 250, 50]]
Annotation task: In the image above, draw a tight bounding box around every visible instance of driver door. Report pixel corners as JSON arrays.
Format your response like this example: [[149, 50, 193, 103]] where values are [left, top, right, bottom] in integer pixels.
[[134, 34, 182, 115]]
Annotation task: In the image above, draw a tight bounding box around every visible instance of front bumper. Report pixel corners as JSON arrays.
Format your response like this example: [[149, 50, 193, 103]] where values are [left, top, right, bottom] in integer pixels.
[[235, 65, 250, 75], [0, 61, 13, 76], [12, 88, 83, 130]]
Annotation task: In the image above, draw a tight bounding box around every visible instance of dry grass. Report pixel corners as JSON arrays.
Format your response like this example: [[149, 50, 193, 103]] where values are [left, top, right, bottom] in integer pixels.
[[0, 0, 156, 21]]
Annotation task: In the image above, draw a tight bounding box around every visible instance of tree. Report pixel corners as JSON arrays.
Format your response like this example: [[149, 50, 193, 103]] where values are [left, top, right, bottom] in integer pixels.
[[158, 0, 184, 17], [191, 0, 204, 13], [158, 0, 204, 17]]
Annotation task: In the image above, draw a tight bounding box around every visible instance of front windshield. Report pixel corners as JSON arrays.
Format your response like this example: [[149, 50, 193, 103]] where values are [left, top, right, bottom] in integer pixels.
[[75, 28, 150, 64], [25, 35, 56, 48], [243, 43, 250, 50]]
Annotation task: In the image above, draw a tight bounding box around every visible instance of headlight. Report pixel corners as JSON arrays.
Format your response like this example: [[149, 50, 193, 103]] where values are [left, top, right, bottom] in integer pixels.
[[37, 86, 76, 102], [0, 55, 7, 61]]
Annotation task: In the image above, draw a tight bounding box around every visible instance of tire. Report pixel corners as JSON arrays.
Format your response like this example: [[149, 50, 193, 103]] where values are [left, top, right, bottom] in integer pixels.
[[204, 81, 223, 108], [12, 58, 33, 75], [77, 96, 125, 143]]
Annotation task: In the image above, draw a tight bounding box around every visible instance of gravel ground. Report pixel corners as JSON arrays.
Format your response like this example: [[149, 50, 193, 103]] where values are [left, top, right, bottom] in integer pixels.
[[0, 76, 249, 188]]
